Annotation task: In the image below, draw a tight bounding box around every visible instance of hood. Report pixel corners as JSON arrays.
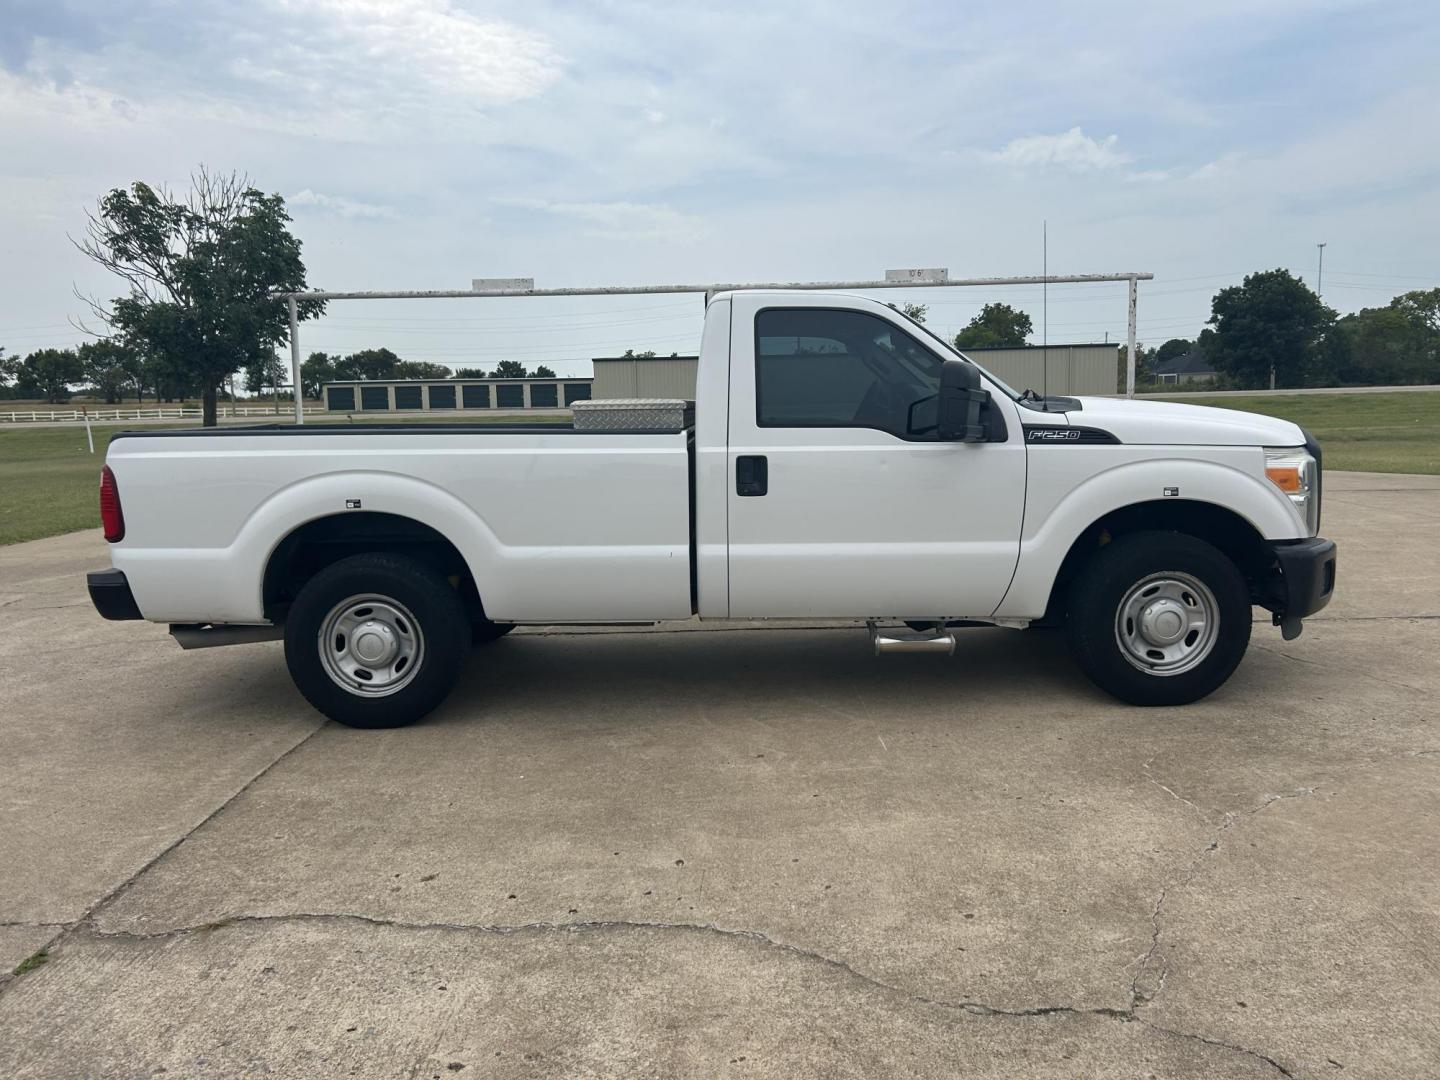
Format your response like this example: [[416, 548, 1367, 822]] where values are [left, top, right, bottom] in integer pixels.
[[1059, 397, 1306, 447]]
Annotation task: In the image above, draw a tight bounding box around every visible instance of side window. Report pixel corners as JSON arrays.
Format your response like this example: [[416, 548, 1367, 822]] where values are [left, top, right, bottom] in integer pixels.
[[755, 308, 944, 439]]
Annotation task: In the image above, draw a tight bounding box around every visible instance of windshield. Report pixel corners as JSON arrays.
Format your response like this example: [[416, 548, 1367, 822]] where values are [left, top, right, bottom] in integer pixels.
[[890, 305, 1023, 399]]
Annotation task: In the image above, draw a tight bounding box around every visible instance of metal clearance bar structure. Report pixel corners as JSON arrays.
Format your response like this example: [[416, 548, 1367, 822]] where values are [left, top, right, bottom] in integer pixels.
[[279, 272, 1154, 425]]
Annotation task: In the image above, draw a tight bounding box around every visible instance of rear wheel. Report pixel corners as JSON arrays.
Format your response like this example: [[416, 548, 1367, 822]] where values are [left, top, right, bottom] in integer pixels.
[[284, 553, 471, 728], [1065, 531, 1251, 706]]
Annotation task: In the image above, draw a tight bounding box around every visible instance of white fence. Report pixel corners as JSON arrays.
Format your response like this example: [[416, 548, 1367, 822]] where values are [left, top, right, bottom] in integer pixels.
[[0, 405, 327, 423]]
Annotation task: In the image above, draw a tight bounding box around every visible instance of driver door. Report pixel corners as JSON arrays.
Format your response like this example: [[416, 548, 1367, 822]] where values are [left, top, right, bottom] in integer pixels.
[[725, 294, 1026, 619]]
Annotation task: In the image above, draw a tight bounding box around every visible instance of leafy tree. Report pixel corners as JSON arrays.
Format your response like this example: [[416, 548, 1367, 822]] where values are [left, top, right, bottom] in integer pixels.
[[20, 348, 84, 404], [1153, 338, 1192, 367], [245, 354, 288, 396], [899, 303, 928, 323], [1391, 287, 1440, 334], [1207, 269, 1335, 389], [621, 349, 656, 359], [393, 360, 452, 380], [334, 347, 401, 381], [79, 338, 142, 404], [0, 347, 19, 399], [491, 359, 528, 378], [451, 366, 488, 379], [532, 364, 557, 378], [74, 168, 322, 426], [1334, 304, 1436, 385], [953, 303, 1033, 349], [300, 351, 338, 400]]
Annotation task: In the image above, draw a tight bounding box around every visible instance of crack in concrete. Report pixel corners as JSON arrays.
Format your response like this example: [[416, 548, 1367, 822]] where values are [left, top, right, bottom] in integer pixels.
[[1128, 783, 1319, 1019], [72, 910, 1292, 1076], [0, 719, 325, 997], [1252, 642, 1430, 695]]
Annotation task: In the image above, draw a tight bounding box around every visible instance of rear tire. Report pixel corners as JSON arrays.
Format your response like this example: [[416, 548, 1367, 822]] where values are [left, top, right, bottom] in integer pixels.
[[1065, 531, 1251, 706], [284, 553, 471, 728]]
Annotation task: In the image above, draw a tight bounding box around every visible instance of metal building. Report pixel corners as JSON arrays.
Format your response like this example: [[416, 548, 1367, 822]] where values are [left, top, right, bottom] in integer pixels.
[[961, 344, 1120, 397], [591, 356, 700, 400], [324, 377, 593, 413]]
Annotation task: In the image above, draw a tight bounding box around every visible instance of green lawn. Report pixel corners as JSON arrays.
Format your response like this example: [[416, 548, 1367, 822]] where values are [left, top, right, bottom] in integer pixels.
[[1155, 391, 1440, 475], [1, 394, 1436, 546], [0, 413, 570, 546]]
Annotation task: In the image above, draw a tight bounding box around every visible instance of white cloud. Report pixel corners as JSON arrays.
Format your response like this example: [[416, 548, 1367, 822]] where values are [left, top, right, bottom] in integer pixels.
[[289, 189, 393, 219], [985, 127, 1133, 173], [273, 0, 562, 105], [494, 197, 704, 242]]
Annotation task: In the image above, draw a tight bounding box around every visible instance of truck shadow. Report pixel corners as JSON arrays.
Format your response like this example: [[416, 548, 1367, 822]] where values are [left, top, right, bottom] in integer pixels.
[[440, 626, 1091, 730]]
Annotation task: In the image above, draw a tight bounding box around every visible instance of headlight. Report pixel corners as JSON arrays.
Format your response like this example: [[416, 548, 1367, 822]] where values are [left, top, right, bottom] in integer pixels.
[[1264, 447, 1319, 535]]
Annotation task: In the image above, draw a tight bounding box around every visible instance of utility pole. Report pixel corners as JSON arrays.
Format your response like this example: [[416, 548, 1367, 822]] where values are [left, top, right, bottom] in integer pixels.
[[1316, 242, 1326, 298]]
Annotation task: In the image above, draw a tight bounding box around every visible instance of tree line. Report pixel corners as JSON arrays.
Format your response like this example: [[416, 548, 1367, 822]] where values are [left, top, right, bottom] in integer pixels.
[[920, 271, 1440, 390], [0, 341, 562, 406]]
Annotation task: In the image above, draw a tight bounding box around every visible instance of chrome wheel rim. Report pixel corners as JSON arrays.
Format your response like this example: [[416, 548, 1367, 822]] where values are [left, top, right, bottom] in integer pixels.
[[1114, 572, 1219, 677], [318, 594, 424, 697]]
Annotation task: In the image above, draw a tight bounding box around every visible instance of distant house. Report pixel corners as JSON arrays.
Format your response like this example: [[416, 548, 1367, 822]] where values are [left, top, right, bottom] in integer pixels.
[[1151, 347, 1217, 385]]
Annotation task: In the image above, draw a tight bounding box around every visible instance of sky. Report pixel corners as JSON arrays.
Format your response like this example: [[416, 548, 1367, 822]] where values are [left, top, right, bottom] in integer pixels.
[[2, 0, 1438, 381]]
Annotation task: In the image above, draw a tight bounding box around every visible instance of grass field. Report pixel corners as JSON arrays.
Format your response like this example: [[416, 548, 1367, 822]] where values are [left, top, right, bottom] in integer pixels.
[[1156, 391, 1440, 474], [1, 393, 1436, 546]]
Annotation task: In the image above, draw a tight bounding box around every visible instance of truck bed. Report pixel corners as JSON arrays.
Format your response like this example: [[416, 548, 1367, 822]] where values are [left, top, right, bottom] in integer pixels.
[[106, 423, 694, 625]]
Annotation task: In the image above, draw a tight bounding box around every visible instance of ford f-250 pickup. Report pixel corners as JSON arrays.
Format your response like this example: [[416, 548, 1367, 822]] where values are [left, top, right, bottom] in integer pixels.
[[87, 291, 1336, 727]]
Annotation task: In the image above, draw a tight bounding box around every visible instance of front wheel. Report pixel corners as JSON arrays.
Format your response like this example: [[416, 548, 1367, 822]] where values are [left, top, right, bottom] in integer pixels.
[[284, 553, 471, 728], [1065, 531, 1251, 706]]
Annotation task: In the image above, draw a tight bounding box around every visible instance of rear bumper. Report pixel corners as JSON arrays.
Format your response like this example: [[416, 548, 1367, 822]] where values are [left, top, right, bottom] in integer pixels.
[[87, 568, 144, 621], [1268, 537, 1337, 620]]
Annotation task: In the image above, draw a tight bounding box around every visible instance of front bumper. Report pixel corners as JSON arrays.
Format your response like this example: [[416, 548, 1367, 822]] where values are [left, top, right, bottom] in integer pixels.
[[87, 568, 143, 621], [1267, 537, 1337, 621]]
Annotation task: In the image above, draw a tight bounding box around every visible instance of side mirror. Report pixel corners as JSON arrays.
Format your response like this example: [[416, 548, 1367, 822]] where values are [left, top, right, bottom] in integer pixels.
[[937, 360, 988, 442]]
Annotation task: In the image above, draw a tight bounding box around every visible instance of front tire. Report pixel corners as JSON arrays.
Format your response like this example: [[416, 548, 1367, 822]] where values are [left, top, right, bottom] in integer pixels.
[[1065, 531, 1251, 706], [284, 553, 471, 728]]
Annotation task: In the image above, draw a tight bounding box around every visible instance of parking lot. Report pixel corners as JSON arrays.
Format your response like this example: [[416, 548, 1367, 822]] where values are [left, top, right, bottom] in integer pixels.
[[0, 470, 1436, 1079]]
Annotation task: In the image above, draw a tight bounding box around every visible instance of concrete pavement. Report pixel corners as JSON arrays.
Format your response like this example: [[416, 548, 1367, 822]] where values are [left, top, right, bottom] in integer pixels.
[[0, 472, 1436, 1078]]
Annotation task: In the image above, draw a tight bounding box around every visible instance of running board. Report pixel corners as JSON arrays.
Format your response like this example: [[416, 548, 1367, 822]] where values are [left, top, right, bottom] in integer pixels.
[[868, 621, 956, 656]]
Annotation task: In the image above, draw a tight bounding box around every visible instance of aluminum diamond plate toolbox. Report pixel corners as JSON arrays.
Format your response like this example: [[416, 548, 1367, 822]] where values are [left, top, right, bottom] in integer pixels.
[[571, 399, 694, 433]]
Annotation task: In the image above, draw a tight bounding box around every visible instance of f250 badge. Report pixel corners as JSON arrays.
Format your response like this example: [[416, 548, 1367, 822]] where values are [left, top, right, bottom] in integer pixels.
[[1026, 428, 1082, 441]]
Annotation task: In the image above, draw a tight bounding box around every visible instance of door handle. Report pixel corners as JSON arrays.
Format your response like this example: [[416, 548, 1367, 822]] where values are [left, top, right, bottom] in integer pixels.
[[736, 455, 768, 497]]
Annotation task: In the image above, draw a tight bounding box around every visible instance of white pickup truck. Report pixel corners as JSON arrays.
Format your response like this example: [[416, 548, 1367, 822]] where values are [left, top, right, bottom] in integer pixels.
[[88, 291, 1336, 727]]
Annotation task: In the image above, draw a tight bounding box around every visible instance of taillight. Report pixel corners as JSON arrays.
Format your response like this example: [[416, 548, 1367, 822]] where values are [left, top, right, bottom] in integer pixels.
[[99, 465, 125, 542]]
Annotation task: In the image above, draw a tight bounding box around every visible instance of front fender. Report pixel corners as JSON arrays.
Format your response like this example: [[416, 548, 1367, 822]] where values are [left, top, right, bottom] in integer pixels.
[[995, 452, 1304, 619]]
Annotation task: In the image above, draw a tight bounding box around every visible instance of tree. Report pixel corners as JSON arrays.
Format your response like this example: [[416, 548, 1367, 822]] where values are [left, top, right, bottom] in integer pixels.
[[333, 347, 401, 381], [491, 360, 528, 378], [0, 347, 18, 399], [953, 303, 1033, 349], [393, 360, 452, 380], [532, 364, 557, 378], [1207, 269, 1335, 389], [20, 348, 84, 404], [451, 367, 488, 379], [245, 354, 288, 396], [300, 352, 338, 400], [79, 338, 142, 404], [1334, 305, 1435, 385], [621, 348, 656, 359], [899, 303, 928, 323], [75, 168, 322, 426], [1153, 338, 1192, 367], [1391, 287, 1440, 335]]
